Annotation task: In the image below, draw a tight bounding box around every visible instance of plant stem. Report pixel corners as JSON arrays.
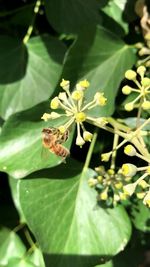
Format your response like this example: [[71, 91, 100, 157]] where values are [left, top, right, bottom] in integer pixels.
[[110, 133, 119, 170], [23, 0, 41, 44], [24, 227, 35, 247], [83, 128, 98, 172]]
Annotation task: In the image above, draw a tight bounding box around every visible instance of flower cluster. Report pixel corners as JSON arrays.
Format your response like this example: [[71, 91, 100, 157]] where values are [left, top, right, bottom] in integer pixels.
[[88, 166, 130, 206], [121, 163, 150, 207], [122, 66, 150, 111], [41, 79, 107, 146]]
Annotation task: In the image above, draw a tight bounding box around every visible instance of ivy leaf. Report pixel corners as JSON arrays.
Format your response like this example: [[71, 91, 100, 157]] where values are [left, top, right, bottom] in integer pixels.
[[0, 103, 73, 178], [44, 0, 102, 34], [9, 177, 26, 223], [0, 228, 26, 266], [18, 161, 131, 267], [7, 258, 35, 267], [131, 201, 150, 232], [62, 26, 136, 117], [27, 247, 45, 267], [0, 35, 66, 119], [94, 262, 113, 267], [101, 0, 128, 34]]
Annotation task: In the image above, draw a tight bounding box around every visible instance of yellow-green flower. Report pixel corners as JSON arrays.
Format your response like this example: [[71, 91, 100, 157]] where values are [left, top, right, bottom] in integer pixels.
[[41, 79, 107, 146], [122, 67, 150, 111]]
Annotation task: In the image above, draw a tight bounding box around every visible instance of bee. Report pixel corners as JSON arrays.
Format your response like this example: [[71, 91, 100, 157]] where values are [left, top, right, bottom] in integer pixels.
[[42, 127, 70, 159]]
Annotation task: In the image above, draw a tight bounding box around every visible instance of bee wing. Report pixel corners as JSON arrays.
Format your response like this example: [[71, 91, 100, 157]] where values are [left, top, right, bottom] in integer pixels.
[[41, 147, 51, 160]]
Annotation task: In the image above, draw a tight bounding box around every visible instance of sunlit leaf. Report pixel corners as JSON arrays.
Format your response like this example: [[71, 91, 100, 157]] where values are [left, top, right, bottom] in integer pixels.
[[19, 161, 131, 267], [0, 103, 73, 178], [0, 227, 26, 266], [0, 35, 66, 119], [62, 26, 136, 117]]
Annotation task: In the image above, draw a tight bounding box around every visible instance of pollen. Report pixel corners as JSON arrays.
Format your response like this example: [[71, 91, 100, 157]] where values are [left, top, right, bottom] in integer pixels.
[[94, 92, 107, 106], [72, 90, 84, 100], [77, 79, 90, 89], [75, 112, 86, 122]]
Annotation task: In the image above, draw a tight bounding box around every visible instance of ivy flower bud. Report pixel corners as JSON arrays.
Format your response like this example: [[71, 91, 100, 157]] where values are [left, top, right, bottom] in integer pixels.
[[143, 190, 150, 207], [135, 42, 143, 49], [50, 112, 61, 119], [94, 92, 107, 106], [122, 163, 137, 177], [41, 113, 51, 121], [97, 175, 103, 182], [123, 182, 137, 196], [107, 169, 115, 175], [114, 194, 120, 202], [119, 192, 128, 200], [101, 152, 111, 162], [83, 131, 93, 142], [95, 117, 108, 127], [75, 112, 86, 122], [122, 85, 132, 95], [76, 135, 85, 147], [125, 70, 136, 80], [58, 92, 68, 102], [141, 101, 150, 110], [50, 97, 59, 109], [76, 79, 90, 90], [136, 192, 145, 199], [60, 79, 70, 90], [141, 77, 150, 87], [124, 145, 137, 156], [137, 66, 146, 76], [100, 188, 108, 200], [124, 102, 134, 111], [138, 180, 149, 189], [72, 90, 84, 100], [114, 181, 123, 189], [88, 178, 98, 187]]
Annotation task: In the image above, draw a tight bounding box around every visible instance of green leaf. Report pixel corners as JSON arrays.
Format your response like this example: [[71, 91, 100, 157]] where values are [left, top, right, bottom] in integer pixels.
[[19, 161, 131, 267], [9, 177, 26, 223], [0, 35, 66, 119], [7, 258, 35, 267], [27, 247, 45, 267], [44, 0, 102, 34], [0, 227, 26, 266], [94, 261, 113, 267], [62, 26, 136, 116], [101, 1, 128, 34], [131, 201, 150, 232], [0, 103, 73, 178]]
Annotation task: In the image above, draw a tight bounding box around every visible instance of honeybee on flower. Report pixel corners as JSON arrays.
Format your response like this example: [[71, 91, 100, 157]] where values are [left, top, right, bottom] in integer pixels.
[[41, 79, 107, 147]]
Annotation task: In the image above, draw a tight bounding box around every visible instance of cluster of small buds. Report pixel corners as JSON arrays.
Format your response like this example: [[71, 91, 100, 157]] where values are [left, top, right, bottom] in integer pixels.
[[88, 166, 131, 206], [122, 66, 150, 111], [121, 163, 150, 207], [135, 33, 150, 67], [41, 79, 107, 146]]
